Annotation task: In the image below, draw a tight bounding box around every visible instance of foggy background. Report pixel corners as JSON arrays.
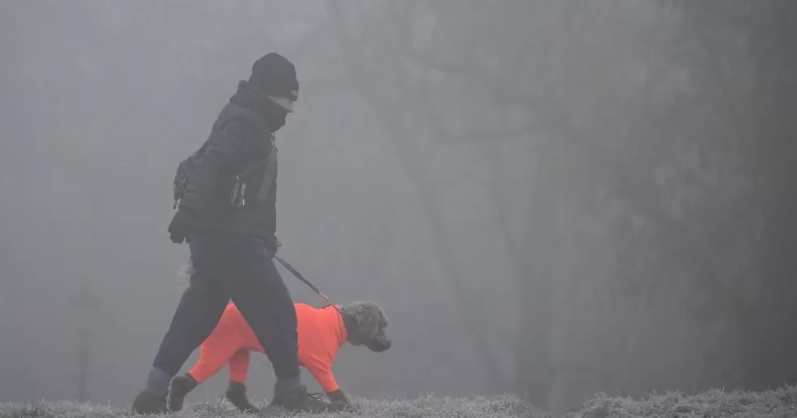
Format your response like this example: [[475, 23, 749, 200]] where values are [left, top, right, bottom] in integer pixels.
[[1, 0, 796, 413]]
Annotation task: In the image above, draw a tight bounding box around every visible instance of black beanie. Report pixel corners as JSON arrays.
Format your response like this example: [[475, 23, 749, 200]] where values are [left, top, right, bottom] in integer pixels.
[[248, 52, 299, 101]]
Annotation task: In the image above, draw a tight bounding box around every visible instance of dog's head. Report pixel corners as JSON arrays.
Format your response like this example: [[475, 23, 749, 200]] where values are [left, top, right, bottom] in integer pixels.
[[339, 301, 391, 352]]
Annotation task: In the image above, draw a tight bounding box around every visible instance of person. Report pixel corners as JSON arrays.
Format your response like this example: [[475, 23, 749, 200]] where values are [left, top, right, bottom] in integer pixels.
[[131, 52, 342, 414], [175, 258, 193, 298], [167, 299, 392, 413]]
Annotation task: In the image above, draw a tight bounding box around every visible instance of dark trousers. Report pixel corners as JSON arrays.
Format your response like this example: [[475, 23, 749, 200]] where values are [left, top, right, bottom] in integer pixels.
[[152, 232, 300, 380]]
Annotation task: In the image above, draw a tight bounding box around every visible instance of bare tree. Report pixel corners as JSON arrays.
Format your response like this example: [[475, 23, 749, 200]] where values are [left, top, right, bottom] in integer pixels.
[[319, 0, 797, 409]]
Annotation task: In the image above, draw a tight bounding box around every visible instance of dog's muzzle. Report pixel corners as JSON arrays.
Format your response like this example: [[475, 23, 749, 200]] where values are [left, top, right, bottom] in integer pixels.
[[366, 337, 391, 352]]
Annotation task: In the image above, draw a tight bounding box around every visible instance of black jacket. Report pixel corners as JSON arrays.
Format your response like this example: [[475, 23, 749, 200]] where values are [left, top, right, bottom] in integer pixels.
[[178, 81, 281, 241]]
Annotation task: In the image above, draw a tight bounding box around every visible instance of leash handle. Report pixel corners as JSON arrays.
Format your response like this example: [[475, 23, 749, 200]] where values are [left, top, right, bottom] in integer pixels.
[[273, 254, 331, 302]]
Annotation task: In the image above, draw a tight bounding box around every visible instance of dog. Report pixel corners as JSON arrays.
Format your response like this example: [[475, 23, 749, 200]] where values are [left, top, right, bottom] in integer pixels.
[[168, 261, 391, 413]]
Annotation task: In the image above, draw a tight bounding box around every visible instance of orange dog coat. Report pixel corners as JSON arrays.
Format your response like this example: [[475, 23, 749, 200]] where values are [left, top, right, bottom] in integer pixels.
[[187, 302, 348, 393]]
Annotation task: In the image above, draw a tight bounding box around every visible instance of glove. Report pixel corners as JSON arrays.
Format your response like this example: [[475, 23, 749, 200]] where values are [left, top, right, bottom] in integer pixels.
[[167, 206, 197, 244], [266, 236, 282, 253]]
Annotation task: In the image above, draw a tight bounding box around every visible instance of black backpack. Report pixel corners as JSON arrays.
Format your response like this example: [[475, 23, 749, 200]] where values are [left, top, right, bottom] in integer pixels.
[[172, 142, 206, 209], [172, 128, 275, 210]]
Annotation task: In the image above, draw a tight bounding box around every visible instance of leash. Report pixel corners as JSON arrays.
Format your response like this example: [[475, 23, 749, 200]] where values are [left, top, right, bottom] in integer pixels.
[[273, 254, 331, 302]]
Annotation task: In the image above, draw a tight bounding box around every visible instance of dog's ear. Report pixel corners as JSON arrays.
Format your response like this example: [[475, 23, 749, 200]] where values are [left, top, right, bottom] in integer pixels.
[[355, 303, 378, 340]]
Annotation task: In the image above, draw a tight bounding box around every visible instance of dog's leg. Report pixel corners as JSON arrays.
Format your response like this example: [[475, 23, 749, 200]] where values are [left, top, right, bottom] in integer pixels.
[[172, 336, 240, 411], [327, 388, 356, 410], [226, 381, 259, 413], [225, 350, 260, 413]]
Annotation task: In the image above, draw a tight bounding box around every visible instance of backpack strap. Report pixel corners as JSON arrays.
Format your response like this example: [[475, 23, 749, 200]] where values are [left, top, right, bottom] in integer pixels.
[[255, 133, 278, 203]]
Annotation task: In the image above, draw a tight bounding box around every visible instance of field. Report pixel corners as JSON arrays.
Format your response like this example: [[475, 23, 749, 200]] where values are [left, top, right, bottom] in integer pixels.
[[2, 385, 796, 418]]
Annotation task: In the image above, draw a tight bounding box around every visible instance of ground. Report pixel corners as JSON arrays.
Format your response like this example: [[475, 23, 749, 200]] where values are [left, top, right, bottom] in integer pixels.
[[2, 385, 796, 418]]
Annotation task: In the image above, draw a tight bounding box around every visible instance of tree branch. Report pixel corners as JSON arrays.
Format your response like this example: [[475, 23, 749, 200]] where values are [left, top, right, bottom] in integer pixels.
[[326, 0, 513, 389]]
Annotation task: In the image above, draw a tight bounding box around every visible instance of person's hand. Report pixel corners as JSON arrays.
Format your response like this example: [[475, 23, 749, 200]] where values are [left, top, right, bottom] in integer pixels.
[[267, 236, 283, 253], [167, 206, 197, 244]]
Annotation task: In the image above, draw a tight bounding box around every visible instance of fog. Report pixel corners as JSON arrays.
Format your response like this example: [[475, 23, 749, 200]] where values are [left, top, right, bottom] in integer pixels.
[[1, 1, 796, 413]]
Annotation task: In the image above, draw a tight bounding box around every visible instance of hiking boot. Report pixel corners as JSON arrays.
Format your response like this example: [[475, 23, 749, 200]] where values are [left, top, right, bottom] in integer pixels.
[[225, 381, 260, 413], [270, 384, 346, 413], [168, 373, 198, 412], [131, 389, 168, 414]]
